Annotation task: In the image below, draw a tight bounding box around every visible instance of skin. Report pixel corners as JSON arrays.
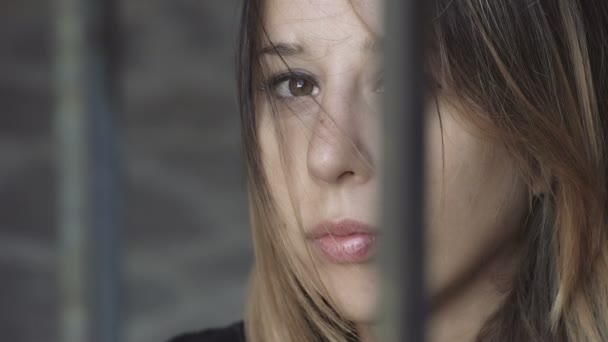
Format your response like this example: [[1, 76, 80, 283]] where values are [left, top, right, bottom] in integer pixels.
[[257, 0, 529, 340]]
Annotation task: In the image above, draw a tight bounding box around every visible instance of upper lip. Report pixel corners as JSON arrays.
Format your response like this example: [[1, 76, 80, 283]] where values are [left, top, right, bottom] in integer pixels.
[[307, 219, 378, 239]]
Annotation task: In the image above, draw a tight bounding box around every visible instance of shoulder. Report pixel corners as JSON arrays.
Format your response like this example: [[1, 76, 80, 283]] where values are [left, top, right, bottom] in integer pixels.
[[168, 321, 246, 342]]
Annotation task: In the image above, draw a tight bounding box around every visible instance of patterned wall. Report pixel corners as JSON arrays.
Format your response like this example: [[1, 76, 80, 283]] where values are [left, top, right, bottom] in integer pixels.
[[0, 0, 250, 341]]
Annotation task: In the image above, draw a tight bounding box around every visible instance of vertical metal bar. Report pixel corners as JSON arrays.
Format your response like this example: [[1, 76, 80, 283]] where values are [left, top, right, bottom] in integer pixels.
[[55, 0, 90, 340], [55, 0, 121, 340], [379, 0, 431, 341], [87, 1, 122, 341]]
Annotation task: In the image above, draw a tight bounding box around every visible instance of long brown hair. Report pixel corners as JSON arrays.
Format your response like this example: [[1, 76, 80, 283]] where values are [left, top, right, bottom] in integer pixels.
[[430, 1, 608, 340], [237, 0, 608, 341]]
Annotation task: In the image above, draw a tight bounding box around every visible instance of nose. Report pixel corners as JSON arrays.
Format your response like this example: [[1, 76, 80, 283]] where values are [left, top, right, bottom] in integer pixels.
[[306, 86, 374, 186]]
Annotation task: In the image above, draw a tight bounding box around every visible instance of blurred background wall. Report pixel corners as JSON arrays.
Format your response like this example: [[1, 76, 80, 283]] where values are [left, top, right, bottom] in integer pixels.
[[0, 0, 251, 341]]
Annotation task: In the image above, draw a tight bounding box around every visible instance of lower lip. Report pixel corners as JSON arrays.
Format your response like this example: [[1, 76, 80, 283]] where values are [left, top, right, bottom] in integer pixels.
[[313, 233, 376, 264]]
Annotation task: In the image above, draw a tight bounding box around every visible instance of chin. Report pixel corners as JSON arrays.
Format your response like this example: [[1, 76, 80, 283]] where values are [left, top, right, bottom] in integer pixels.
[[320, 262, 379, 323]]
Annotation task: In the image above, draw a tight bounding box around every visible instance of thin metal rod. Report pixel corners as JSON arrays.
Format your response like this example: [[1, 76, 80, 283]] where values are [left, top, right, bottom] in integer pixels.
[[55, 0, 90, 340], [55, 0, 121, 340], [379, 0, 431, 341], [88, 1, 122, 341]]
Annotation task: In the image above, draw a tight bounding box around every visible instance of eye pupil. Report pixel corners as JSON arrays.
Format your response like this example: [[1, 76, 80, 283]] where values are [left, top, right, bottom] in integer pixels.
[[289, 78, 313, 96]]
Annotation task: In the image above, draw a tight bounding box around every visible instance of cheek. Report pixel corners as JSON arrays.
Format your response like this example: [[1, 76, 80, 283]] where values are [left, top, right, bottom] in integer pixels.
[[257, 110, 314, 247], [257, 108, 306, 192], [424, 108, 528, 294]]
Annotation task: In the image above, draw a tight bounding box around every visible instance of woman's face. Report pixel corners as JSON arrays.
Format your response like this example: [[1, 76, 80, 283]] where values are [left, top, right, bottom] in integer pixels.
[[257, 0, 529, 325]]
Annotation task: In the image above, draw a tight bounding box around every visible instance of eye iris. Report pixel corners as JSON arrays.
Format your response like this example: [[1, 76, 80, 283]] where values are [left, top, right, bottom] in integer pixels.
[[288, 78, 313, 96]]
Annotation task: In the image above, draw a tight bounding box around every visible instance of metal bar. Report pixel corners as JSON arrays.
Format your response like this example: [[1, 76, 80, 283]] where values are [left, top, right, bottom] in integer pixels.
[[55, 0, 90, 340], [55, 0, 121, 340], [379, 0, 431, 341], [87, 1, 122, 341]]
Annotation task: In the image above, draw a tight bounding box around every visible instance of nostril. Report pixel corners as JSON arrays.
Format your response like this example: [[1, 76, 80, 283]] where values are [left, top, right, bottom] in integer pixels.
[[338, 170, 356, 180]]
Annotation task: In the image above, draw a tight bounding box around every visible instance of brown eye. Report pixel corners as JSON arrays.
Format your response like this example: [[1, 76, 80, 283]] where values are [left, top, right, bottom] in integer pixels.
[[289, 78, 315, 96], [271, 73, 320, 98]]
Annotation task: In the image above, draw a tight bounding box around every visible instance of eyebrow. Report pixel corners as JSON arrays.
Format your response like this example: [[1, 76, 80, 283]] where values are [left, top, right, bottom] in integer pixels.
[[258, 37, 382, 57], [258, 42, 306, 57]]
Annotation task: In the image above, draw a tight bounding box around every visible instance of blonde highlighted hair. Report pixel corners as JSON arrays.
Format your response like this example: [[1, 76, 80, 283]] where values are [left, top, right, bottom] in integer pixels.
[[236, 0, 608, 341]]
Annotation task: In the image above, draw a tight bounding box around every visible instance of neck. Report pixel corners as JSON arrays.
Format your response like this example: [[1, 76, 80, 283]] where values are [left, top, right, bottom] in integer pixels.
[[428, 244, 520, 342], [356, 242, 520, 342], [428, 274, 506, 341]]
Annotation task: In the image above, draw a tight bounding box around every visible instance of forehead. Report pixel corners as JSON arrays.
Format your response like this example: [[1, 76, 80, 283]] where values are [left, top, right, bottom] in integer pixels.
[[263, 0, 382, 47]]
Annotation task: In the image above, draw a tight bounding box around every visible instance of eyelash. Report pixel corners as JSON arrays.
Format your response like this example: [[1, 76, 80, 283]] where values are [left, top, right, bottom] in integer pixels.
[[263, 71, 320, 99], [261, 70, 386, 100]]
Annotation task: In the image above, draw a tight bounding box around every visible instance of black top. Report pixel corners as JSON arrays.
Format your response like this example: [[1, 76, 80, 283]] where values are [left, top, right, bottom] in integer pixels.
[[169, 321, 246, 342]]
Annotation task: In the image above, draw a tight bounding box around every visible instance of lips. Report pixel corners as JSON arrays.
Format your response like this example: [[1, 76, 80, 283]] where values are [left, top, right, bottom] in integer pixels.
[[307, 219, 378, 264]]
